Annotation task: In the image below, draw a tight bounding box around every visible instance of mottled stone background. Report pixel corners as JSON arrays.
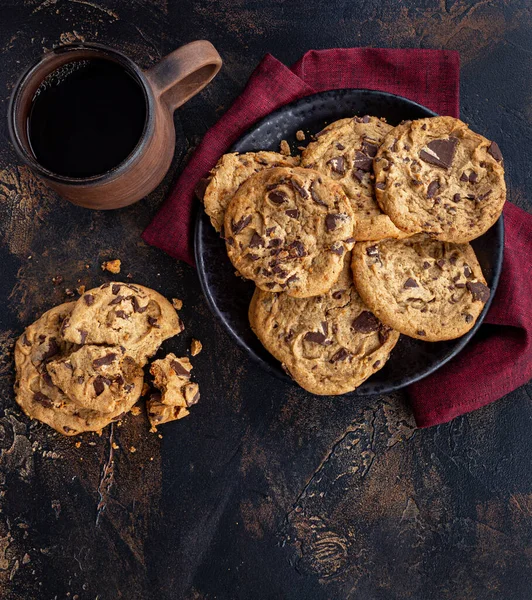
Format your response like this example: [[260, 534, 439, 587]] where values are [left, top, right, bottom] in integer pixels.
[[0, 1, 531, 599]]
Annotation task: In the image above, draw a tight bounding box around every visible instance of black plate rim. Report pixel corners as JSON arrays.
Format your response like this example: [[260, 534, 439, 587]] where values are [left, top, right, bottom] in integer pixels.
[[194, 88, 504, 396]]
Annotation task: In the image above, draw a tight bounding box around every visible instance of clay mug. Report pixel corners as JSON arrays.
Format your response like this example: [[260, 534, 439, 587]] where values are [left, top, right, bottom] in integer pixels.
[[8, 41, 222, 209]]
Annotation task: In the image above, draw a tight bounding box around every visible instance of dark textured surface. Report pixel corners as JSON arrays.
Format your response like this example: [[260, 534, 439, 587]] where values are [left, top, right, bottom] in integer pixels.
[[195, 89, 504, 394], [0, 1, 531, 599]]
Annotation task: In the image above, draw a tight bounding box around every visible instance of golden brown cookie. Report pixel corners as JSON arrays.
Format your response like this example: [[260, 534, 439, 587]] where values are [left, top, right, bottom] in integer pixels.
[[301, 115, 407, 240], [147, 354, 200, 427], [200, 151, 299, 233], [14, 303, 138, 436], [374, 117, 506, 242], [62, 283, 183, 365], [224, 166, 355, 297], [351, 235, 490, 341], [249, 254, 399, 395]]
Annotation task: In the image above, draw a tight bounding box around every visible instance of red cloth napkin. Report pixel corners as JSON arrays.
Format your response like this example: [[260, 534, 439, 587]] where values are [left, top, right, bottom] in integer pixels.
[[143, 48, 532, 427]]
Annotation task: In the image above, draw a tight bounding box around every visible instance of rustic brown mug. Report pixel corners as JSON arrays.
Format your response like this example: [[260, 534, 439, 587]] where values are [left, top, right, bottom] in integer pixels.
[[8, 41, 222, 209]]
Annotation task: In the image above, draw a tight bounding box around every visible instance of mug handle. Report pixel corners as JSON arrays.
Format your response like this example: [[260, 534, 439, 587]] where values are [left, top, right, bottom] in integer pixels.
[[145, 40, 222, 112]]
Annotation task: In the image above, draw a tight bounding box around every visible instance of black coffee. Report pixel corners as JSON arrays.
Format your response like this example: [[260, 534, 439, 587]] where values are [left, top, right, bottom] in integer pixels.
[[27, 58, 147, 178]]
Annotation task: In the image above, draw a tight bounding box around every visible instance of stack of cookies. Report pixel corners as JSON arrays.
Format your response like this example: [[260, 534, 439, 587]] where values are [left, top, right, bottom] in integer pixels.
[[199, 116, 505, 395], [15, 283, 201, 435]]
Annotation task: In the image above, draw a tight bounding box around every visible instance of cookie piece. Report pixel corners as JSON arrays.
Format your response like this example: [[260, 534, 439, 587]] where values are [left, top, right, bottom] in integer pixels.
[[351, 236, 490, 341], [147, 354, 200, 427], [374, 117, 506, 242], [47, 345, 143, 414], [201, 151, 299, 233], [249, 254, 399, 395], [224, 167, 355, 297], [62, 283, 183, 365], [14, 303, 135, 436], [301, 116, 406, 240]]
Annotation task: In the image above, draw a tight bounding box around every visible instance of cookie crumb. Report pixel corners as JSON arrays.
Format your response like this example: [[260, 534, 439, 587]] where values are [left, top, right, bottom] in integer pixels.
[[172, 298, 183, 310], [52, 275, 63, 286], [149, 426, 158, 433], [297, 146, 306, 152], [190, 339, 202, 356], [74, 441, 81, 448], [130, 406, 141, 416], [65, 288, 75, 297], [129, 446, 136, 453], [158, 434, 163, 439], [126, 272, 133, 279], [101, 259, 121, 274], [141, 382, 150, 396], [279, 139, 291, 156], [296, 130, 306, 141], [76, 285, 86, 295], [112, 442, 119, 450]]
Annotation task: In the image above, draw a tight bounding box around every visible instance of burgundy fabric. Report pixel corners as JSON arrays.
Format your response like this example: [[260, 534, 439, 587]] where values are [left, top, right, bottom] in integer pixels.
[[143, 48, 532, 427]]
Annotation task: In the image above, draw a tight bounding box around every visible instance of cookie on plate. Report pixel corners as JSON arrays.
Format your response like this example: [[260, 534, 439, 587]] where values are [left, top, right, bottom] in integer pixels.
[[199, 151, 299, 233], [147, 354, 200, 427], [249, 254, 399, 395], [14, 303, 138, 436], [61, 283, 183, 365], [224, 166, 355, 297], [374, 117, 506, 242], [351, 235, 490, 341], [46, 344, 143, 414], [301, 115, 407, 241]]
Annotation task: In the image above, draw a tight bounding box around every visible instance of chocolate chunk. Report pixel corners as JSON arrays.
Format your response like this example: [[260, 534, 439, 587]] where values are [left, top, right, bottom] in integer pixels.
[[265, 226, 276, 236], [378, 326, 391, 345], [464, 265, 473, 278], [404, 278, 419, 289], [194, 176, 211, 201], [375, 182, 386, 190], [231, 215, 252, 234], [361, 115, 370, 123], [93, 376, 107, 396], [112, 284, 121, 295], [427, 180, 440, 198], [285, 209, 300, 219], [344, 237, 356, 244], [265, 282, 276, 289], [421, 124, 427, 131], [325, 213, 345, 231], [336, 142, 345, 150], [326, 156, 346, 175], [422, 261, 430, 269], [33, 391, 52, 408], [42, 338, 60, 360], [288, 240, 306, 257], [460, 172, 469, 182], [452, 193, 461, 203], [84, 294, 94, 306], [466, 281, 490, 303], [77, 375, 84, 384], [416, 330, 426, 337], [352, 311, 380, 333], [488, 141, 503, 162], [330, 348, 350, 363], [115, 310, 129, 319], [249, 232, 264, 248], [455, 283, 466, 289], [303, 331, 331, 345], [92, 353, 117, 368], [464, 313, 474, 323], [109, 295, 124, 306], [353, 169, 366, 182], [285, 329, 294, 342], [476, 190, 492, 202], [268, 238, 282, 248], [419, 137, 458, 169], [330, 243, 344, 256], [147, 316, 160, 328], [131, 296, 148, 313], [286, 274, 299, 284], [469, 172, 478, 184], [332, 290, 344, 300], [171, 359, 191, 378], [226, 236, 234, 246], [362, 140, 379, 157], [353, 151, 373, 172], [290, 179, 309, 199], [78, 329, 87, 344], [436, 259, 445, 269], [268, 190, 288, 205], [366, 245, 379, 257], [272, 266, 288, 277], [247, 253, 260, 261], [310, 180, 327, 206], [321, 321, 329, 336]]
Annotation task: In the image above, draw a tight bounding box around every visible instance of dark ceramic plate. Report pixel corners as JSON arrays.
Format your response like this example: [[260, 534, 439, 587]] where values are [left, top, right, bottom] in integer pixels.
[[195, 89, 503, 395]]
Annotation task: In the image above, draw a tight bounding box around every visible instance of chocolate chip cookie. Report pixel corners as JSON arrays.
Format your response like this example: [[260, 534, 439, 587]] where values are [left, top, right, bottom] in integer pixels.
[[62, 283, 183, 365], [224, 166, 355, 297], [351, 235, 490, 341], [249, 254, 399, 395], [147, 354, 200, 427], [374, 117, 506, 242], [14, 303, 139, 436], [200, 151, 299, 233], [301, 115, 407, 241]]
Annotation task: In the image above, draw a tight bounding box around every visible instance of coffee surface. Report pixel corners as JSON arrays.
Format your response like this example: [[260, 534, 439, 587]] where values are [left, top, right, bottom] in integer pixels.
[[28, 58, 147, 178]]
